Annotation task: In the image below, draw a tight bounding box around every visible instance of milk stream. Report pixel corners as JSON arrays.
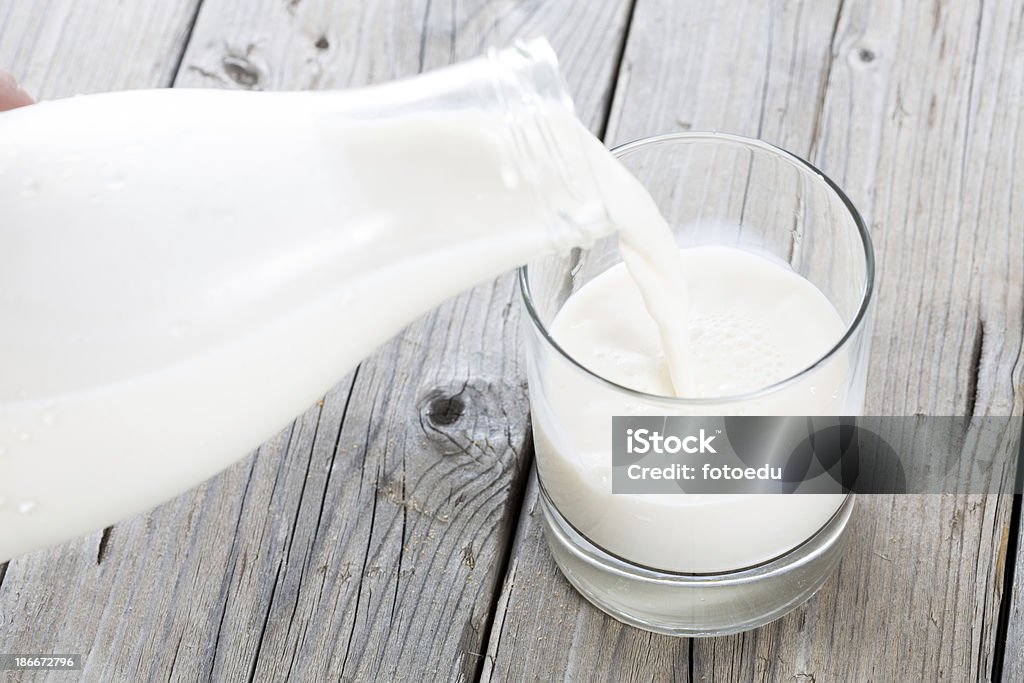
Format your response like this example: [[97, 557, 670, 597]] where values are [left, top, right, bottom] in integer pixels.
[[617, 218, 695, 396], [1, 60, 845, 570]]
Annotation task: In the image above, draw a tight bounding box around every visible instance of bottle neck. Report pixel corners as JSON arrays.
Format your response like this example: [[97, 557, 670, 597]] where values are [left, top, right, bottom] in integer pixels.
[[311, 39, 615, 252], [486, 39, 614, 251]]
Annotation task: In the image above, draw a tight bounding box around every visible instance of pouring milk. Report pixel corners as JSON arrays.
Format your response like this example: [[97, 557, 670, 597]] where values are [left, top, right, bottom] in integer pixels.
[[0, 39, 847, 570]]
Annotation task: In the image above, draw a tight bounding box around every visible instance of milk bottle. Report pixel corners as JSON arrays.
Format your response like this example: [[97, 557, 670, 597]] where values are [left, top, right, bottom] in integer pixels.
[[0, 40, 621, 561]]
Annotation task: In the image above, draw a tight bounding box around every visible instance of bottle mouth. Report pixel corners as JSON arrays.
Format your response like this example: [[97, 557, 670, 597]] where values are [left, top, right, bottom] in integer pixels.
[[488, 39, 614, 251], [518, 131, 876, 406], [487, 38, 575, 113]]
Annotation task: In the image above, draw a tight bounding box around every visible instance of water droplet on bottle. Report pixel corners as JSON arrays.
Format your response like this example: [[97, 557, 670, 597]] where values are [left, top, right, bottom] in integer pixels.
[[0, 445, 6, 457], [0, 495, 7, 508], [105, 175, 126, 191], [19, 431, 31, 442], [126, 144, 143, 155], [500, 166, 521, 189], [42, 412, 56, 426], [17, 501, 37, 515]]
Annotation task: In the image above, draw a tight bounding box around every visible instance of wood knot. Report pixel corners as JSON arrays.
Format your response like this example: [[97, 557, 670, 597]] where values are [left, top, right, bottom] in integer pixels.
[[315, 36, 330, 50], [857, 48, 876, 63], [425, 393, 464, 427], [417, 379, 530, 463], [222, 55, 263, 88]]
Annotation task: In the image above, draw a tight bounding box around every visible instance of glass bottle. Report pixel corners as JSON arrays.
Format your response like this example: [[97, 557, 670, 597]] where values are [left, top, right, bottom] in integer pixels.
[[0, 39, 612, 561]]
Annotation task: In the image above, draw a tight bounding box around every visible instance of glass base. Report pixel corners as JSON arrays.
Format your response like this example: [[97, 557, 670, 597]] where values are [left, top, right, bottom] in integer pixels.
[[538, 487, 855, 637]]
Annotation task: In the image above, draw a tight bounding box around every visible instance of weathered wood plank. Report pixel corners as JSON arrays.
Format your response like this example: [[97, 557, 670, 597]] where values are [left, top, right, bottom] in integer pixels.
[[0, 1, 635, 681], [1007, 496, 1024, 680], [976, 0, 1024, 673], [483, 0, 1024, 681], [721, 1, 1023, 680], [0, 0, 201, 97]]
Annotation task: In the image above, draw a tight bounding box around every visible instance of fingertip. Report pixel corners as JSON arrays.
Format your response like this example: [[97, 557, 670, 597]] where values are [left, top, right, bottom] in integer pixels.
[[0, 70, 35, 111]]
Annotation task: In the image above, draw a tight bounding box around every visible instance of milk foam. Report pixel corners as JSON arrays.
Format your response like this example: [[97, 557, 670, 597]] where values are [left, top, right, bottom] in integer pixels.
[[553, 246, 845, 399]]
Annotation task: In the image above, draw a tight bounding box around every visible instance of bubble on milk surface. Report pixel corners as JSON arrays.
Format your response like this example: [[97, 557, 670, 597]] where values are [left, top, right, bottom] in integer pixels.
[[690, 311, 787, 393]]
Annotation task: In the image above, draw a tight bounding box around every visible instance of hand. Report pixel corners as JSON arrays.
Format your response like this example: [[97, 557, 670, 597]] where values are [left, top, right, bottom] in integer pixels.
[[0, 70, 33, 110]]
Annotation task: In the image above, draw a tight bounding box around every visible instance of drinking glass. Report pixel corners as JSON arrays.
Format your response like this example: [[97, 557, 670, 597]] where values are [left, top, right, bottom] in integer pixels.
[[519, 132, 875, 636]]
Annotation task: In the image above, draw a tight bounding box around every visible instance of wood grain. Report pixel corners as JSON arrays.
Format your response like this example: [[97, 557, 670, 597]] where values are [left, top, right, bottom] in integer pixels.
[[1007, 495, 1024, 681], [750, 2, 1023, 680], [483, 0, 1024, 681], [1, 0, 1021, 681], [0, 0, 202, 97], [0, 1, 634, 681]]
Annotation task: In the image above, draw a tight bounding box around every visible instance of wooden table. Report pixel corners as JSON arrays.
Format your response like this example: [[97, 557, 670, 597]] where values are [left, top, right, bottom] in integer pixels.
[[1, 1, 1022, 680]]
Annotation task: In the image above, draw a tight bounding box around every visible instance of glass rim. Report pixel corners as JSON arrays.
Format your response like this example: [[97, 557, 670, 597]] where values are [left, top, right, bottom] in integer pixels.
[[518, 131, 876, 406]]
